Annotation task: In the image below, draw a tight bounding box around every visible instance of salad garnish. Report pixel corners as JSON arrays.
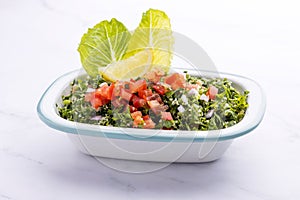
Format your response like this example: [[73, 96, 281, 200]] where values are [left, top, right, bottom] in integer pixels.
[[78, 9, 173, 80]]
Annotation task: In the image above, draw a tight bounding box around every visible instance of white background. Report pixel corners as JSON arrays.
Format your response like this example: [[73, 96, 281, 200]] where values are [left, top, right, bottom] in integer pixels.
[[1, 0, 299, 199]]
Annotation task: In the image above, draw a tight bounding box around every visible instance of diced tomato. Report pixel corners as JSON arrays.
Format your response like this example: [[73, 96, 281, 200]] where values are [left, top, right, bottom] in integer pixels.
[[148, 100, 161, 108], [129, 105, 137, 113], [130, 113, 141, 128], [152, 84, 166, 95], [120, 88, 132, 101], [143, 116, 156, 129], [95, 83, 115, 100], [130, 79, 147, 93], [131, 94, 139, 102], [105, 83, 114, 100], [122, 81, 134, 92], [143, 69, 164, 83], [131, 95, 147, 108], [90, 98, 103, 109], [134, 99, 147, 108], [112, 82, 122, 98], [138, 89, 153, 100], [142, 115, 156, 129], [133, 115, 144, 127], [85, 85, 113, 109], [131, 111, 142, 119], [164, 73, 186, 90], [207, 86, 218, 100], [95, 84, 107, 98], [146, 93, 162, 103], [139, 99, 147, 108], [142, 115, 150, 121], [148, 100, 167, 114], [161, 112, 173, 120], [94, 88, 101, 99]]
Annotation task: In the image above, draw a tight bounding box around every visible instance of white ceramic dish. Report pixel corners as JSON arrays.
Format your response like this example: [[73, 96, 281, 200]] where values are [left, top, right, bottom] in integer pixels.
[[37, 67, 265, 163]]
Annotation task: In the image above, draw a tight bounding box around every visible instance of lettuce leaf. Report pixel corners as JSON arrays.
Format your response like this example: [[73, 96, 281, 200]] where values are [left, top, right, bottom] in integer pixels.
[[78, 18, 131, 77], [125, 9, 174, 72]]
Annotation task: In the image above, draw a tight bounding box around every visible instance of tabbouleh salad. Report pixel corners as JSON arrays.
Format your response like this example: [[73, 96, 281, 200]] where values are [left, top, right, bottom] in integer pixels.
[[58, 70, 249, 131]]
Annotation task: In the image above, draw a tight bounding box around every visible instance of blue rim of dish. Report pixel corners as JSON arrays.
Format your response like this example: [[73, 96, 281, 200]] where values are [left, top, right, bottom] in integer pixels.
[[37, 68, 266, 142]]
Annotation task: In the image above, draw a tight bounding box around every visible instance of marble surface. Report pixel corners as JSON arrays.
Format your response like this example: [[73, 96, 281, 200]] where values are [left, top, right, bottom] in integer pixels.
[[1, 0, 300, 199]]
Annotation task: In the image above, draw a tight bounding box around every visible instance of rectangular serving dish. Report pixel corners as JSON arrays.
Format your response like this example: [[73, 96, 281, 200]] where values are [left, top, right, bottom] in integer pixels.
[[37, 67, 265, 163]]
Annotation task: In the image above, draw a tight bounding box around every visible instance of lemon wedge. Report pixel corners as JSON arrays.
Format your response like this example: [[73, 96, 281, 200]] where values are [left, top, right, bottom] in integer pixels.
[[99, 49, 152, 82]]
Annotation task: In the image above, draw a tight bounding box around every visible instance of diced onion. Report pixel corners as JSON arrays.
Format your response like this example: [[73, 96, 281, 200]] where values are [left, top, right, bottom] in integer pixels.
[[181, 95, 188, 104], [86, 87, 96, 93], [178, 105, 185, 113], [188, 88, 199, 96], [200, 94, 209, 102]]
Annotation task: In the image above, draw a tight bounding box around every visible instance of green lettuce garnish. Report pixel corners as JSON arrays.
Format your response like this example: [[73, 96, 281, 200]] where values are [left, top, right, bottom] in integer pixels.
[[125, 9, 174, 72], [78, 18, 131, 77]]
